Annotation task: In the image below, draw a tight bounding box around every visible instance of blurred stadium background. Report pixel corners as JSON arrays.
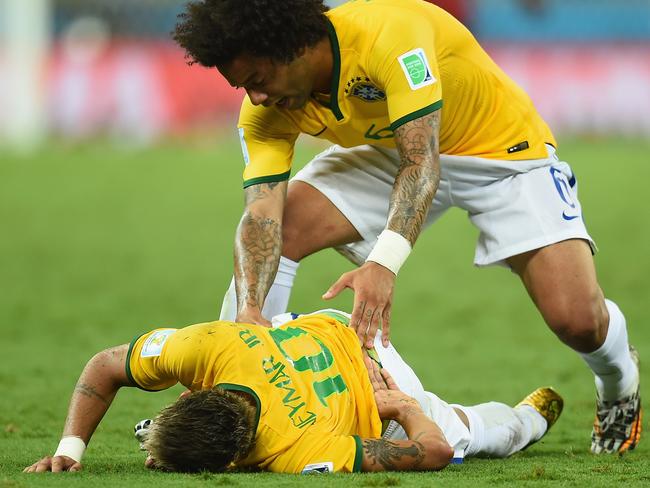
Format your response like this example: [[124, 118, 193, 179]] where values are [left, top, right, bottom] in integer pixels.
[[1, 0, 649, 149], [1, 1, 649, 486]]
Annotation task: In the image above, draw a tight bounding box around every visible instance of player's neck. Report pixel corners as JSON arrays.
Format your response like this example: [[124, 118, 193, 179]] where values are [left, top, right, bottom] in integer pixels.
[[309, 37, 333, 94]]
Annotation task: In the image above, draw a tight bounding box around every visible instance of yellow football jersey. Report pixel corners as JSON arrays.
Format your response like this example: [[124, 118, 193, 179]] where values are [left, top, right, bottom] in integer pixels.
[[238, 0, 556, 188], [126, 313, 381, 473]]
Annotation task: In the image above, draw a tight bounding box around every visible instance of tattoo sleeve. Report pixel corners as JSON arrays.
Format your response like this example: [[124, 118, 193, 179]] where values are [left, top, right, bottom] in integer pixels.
[[389, 110, 441, 245], [234, 181, 286, 314], [362, 438, 425, 471]]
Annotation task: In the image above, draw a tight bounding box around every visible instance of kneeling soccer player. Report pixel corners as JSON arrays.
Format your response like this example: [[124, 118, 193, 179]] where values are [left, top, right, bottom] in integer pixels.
[[25, 310, 563, 474]]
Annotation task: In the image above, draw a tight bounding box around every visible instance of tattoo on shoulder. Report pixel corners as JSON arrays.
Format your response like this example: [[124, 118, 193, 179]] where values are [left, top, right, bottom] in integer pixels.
[[74, 382, 109, 405], [363, 438, 425, 470]]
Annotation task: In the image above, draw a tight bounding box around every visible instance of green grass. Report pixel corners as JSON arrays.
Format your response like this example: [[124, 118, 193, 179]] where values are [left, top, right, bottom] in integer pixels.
[[1, 135, 649, 487]]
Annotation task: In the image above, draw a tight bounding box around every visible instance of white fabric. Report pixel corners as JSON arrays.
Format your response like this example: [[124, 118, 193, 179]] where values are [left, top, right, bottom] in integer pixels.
[[366, 229, 412, 275], [292, 144, 596, 268], [371, 335, 471, 461], [54, 436, 86, 463], [219, 256, 299, 321], [580, 299, 638, 401], [453, 402, 545, 458]]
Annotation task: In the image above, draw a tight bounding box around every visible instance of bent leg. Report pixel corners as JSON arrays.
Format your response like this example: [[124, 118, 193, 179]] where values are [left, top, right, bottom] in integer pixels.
[[454, 402, 547, 458], [507, 239, 638, 401], [507, 239, 607, 352], [282, 180, 362, 261]]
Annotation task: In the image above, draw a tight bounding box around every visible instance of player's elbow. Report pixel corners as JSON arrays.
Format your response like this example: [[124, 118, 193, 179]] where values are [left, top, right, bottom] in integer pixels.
[[422, 438, 454, 471]]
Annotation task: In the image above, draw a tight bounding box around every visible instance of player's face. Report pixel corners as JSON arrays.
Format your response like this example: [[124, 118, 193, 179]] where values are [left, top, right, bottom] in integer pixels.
[[220, 53, 316, 110]]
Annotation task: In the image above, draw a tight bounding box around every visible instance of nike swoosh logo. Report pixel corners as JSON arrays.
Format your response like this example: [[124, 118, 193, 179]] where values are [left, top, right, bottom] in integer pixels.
[[562, 212, 580, 221]]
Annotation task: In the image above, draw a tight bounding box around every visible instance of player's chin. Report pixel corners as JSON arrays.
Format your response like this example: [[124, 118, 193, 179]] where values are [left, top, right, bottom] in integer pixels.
[[285, 96, 307, 110]]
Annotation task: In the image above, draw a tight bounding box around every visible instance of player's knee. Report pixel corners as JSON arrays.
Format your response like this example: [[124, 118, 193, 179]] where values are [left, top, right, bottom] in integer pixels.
[[281, 221, 308, 262], [545, 297, 608, 352]]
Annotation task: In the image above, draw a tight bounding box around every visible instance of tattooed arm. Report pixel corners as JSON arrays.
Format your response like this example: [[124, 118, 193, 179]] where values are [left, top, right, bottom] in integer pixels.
[[24, 345, 131, 473], [323, 111, 441, 347], [360, 355, 453, 472], [234, 180, 288, 326]]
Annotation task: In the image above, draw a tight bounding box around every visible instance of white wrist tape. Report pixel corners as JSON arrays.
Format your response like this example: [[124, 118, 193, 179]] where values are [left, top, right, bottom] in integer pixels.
[[365, 230, 412, 275], [54, 436, 86, 463]]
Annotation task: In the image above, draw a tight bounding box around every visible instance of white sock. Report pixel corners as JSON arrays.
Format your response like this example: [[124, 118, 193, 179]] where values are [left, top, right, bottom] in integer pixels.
[[460, 402, 545, 458], [579, 299, 638, 401], [218, 256, 299, 321]]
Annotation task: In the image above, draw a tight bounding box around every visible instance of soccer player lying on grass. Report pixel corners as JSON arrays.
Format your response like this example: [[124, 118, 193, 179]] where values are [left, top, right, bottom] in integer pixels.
[[25, 310, 563, 474]]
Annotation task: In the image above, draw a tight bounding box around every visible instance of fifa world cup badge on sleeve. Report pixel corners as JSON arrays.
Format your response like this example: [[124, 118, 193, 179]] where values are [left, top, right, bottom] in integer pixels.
[[238, 127, 251, 166], [141, 329, 176, 358], [398, 48, 436, 90], [301, 461, 333, 474]]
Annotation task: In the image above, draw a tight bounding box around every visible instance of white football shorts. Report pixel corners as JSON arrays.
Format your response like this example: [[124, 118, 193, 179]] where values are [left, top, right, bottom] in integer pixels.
[[292, 144, 596, 267]]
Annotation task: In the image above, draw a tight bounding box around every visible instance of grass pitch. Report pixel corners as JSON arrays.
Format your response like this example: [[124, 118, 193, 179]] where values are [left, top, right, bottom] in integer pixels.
[[1, 135, 649, 487]]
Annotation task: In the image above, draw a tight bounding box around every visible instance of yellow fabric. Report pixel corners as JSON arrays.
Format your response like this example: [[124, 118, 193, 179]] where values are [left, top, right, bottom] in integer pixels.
[[239, 0, 556, 186], [127, 314, 381, 473]]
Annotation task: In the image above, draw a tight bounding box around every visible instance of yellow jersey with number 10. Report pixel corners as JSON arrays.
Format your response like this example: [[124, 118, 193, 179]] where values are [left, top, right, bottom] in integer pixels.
[[238, 0, 556, 188], [126, 313, 381, 473]]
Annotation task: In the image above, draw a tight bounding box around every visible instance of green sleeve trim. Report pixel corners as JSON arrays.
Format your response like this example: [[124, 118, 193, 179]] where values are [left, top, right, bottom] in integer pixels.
[[243, 170, 291, 189], [389, 100, 443, 132], [218, 383, 262, 434], [352, 435, 363, 472], [325, 19, 344, 121], [125, 333, 146, 388], [125, 332, 174, 393]]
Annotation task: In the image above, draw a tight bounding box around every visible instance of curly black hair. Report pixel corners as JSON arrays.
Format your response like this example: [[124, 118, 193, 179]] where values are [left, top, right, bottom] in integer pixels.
[[173, 0, 330, 68]]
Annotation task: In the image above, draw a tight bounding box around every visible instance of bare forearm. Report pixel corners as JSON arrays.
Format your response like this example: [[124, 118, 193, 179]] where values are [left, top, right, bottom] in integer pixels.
[[62, 346, 129, 444], [233, 210, 282, 313], [233, 181, 287, 319], [388, 111, 441, 245], [396, 403, 453, 469]]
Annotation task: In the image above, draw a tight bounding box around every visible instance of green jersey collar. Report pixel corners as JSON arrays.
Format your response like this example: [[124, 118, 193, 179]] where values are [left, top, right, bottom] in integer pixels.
[[325, 19, 344, 121]]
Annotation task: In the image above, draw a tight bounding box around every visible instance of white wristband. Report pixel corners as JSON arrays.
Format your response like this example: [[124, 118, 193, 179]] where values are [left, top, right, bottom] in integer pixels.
[[365, 230, 412, 275], [54, 436, 86, 463]]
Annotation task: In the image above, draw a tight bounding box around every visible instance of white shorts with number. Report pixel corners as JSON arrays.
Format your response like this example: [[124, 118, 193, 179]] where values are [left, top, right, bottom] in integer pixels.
[[293, 144, 596, 267]]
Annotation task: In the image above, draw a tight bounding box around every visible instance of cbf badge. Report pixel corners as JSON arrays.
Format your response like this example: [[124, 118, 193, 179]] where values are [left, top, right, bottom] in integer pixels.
[[345, 76, 386, 102], [398, 48, 436, 90]]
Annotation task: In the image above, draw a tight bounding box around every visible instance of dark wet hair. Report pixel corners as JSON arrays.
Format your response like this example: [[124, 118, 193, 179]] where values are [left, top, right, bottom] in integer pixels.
[[173, 0, 329, 67]]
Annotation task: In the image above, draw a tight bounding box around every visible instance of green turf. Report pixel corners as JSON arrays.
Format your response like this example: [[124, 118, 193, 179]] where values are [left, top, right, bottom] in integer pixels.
[[1, 135, 648, 487]]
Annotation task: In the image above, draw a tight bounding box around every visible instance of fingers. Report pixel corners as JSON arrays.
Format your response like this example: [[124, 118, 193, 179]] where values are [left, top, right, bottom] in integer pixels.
[[363, 354, 387, 392], [364, 306, 380, 349], [351, 297, 368, 343], [380, 367, 400, 391], [31, 457, 52, 473], [24, 456, 81, 474], [381, 306, 392, 347], [51, 456, 63, 473], [322, 273, 350, 300], [23, 459, 43, 473]]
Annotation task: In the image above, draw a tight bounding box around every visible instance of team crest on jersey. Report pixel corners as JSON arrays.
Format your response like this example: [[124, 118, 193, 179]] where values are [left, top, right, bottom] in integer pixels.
[[345, 76, 386, 102]]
